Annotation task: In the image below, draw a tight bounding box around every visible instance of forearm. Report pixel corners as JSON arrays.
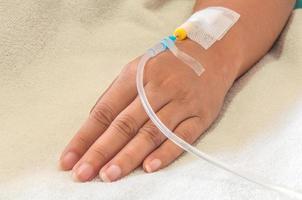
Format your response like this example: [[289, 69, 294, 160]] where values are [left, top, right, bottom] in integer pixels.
[[192, 0, 295, 80]]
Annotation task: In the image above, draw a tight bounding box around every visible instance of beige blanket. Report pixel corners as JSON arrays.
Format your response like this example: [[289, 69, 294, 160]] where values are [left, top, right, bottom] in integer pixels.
[[1, 0, 302, 199]]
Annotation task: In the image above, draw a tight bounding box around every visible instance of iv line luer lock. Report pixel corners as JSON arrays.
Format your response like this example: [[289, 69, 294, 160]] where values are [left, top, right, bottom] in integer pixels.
[[136, 7, 302, 199]]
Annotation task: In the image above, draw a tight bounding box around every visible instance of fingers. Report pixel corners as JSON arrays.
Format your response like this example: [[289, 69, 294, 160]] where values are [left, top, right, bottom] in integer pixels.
[[98, 101, 191, 182], [71, 84, 171, 182], [60, 65, 138, 170], [143, 116, 204, 173]]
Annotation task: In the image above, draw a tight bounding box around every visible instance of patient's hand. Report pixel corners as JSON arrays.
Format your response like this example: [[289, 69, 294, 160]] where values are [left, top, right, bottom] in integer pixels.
[[59, 0, 294, 183], [59, 40, 237, 182]]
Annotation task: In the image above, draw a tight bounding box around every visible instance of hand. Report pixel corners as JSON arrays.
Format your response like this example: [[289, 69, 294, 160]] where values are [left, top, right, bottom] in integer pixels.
[[59, 39, 237, 182]]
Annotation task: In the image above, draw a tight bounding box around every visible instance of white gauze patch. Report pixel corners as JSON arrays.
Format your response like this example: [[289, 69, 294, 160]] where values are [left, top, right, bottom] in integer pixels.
[[179, 7, 240, 49]]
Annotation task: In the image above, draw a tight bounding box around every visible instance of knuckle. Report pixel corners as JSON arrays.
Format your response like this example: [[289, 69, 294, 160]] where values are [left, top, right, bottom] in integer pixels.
[[145, 80, 161, 94], [139, 123, 162, 147], [112, 114, 138, 139], [90, 145, 110, 162], [121, 150, 136, 166], [121, 60, 137, 76], [90, 102, 115, 128], [74, 134, 90, 149], [159, 75, 188, 97], [177, 129, 194, 144]]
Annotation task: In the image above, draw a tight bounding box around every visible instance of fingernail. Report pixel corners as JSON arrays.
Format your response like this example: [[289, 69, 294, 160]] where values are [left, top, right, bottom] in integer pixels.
[[60, 152, 79, 170], [73, 163, 94, 182], [100, 165, 122, 182], [145, 159, 161, 173]]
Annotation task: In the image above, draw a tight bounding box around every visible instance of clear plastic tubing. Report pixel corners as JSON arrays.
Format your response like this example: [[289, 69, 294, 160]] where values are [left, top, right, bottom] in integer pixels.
[[136, 37, 302, 199]]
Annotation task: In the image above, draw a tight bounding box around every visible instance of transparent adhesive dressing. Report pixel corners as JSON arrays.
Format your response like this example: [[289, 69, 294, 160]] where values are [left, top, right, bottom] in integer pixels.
[[136, 37, 302, 199]]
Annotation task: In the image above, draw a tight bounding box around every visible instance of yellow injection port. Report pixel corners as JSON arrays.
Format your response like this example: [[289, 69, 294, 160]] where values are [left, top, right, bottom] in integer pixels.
[[173, 27, 187, 41]]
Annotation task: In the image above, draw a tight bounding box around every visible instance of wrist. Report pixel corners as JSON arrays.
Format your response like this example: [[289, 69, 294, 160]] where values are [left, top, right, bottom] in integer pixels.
[[175, 38, 242, 91]]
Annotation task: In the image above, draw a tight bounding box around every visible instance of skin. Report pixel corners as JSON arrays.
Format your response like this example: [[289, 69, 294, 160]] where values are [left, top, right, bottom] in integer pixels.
[[59, 0, 295, 182]]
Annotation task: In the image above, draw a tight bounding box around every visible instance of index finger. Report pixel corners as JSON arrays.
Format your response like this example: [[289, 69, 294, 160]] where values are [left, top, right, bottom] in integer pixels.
[[60, 62, 139, 170]]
